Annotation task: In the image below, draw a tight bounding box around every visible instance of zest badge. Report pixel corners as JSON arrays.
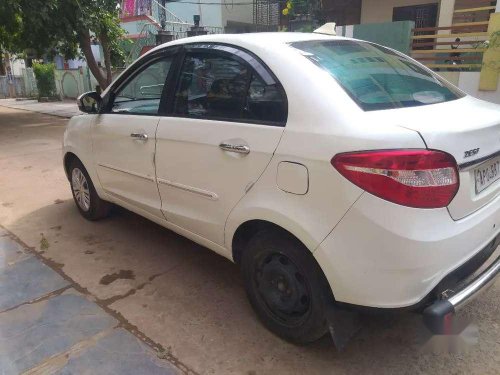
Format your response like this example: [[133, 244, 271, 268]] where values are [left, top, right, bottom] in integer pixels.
[[464, 148, 480, 158]]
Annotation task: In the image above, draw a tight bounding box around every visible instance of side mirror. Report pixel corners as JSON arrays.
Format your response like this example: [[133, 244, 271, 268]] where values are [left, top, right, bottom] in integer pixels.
[[77, 91, 102, 114]]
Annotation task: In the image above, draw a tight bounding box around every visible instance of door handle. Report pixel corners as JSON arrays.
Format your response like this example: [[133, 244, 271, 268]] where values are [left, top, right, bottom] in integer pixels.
[[219, 142, 250, 154], [130, 133, 148, 141]]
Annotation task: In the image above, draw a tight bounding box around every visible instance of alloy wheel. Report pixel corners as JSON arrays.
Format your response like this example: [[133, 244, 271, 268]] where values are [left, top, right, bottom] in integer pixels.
[[71, 168, 91, 211]]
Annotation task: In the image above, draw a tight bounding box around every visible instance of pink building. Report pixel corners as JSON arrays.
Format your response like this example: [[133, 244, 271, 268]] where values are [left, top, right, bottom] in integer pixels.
[[121, 0, 153, 17]]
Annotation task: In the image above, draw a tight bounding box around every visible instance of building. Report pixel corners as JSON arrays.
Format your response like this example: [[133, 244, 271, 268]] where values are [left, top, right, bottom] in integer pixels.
[[325, 0, 500, 104], [121, 0, 256, 30]]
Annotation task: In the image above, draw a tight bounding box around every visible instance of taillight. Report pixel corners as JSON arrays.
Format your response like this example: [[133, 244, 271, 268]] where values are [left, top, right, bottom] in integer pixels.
[[331, 150, 459, 208]]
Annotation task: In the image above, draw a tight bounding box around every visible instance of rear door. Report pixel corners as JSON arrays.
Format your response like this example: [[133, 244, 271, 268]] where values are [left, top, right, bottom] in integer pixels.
[[155, 44, 287, 245]]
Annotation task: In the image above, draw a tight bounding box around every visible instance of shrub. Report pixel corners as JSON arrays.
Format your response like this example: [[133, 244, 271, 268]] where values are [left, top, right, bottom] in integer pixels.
[[33, 62, 57, 99]]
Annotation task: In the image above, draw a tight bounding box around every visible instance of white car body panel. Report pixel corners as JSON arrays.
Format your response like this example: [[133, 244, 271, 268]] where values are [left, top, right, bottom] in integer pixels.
[[368, 96, 500, 220], [156, 117, 284, 246], [92, 114, 163, 218], [64, 32, 500, 310], [315, 192, 500, 307], [63, 114, 107, 198]]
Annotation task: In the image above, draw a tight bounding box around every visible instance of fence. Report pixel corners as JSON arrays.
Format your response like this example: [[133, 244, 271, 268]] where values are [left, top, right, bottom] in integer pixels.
[[22, 67, 38, 97], [410, 4, 494, 71], [0, 75, 26, 98], [54, 68, 89, 99], [54, 67, 125, 99]]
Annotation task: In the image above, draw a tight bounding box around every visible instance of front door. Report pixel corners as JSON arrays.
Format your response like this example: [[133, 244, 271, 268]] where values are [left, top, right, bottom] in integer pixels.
[[156, 45, 287, 245], [92, 55, 174, 217]]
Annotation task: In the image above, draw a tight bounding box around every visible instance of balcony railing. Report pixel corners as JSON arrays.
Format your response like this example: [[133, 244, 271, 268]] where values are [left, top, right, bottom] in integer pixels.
[[410, 2, 497, 71]]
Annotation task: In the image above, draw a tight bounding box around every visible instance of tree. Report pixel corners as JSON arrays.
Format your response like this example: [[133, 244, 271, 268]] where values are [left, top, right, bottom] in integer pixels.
[[0, 0, 125, 89]]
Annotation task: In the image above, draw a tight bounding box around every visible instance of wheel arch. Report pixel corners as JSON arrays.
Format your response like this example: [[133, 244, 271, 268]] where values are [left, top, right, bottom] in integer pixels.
[[227, 206, 320, 263], [231, 219, 313, 265], [232, 220, 290, 264], [63, 151, 80, 181], [231, 218, 337, 301]]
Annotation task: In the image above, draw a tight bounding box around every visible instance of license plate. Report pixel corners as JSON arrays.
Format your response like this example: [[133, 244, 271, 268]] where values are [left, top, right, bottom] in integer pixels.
[[474, 157, 500, 194]]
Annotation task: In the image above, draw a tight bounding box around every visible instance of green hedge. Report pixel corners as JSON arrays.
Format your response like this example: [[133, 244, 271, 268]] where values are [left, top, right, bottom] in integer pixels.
[[33, 63, 57, 99]]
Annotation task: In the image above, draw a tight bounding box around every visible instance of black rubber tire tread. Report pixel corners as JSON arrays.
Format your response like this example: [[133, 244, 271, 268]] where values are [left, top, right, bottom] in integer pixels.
[[241, 229, 333, 344], [69, 159, 111, 221]]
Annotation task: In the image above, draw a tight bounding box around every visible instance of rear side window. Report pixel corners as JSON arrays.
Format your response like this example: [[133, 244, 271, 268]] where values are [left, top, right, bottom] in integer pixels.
[[290, 40, 464, 111], [173, 52, 286, 124]]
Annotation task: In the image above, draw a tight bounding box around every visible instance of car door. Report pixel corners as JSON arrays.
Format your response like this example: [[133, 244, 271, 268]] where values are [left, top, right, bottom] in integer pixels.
[[156, 44, 288, 245], [92, 52, 175, 218]]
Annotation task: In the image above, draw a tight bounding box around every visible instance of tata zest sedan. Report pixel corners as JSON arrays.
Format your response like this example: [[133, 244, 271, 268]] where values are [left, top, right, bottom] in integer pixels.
[[64, 33, 500, 344]]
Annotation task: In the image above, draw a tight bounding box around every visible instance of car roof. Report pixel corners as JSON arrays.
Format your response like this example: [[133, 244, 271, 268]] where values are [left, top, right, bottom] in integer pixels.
[[148, 32, 348, 55]]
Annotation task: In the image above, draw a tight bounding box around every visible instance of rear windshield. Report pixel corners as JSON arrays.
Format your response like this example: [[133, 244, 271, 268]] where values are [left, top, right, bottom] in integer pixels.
[[290, 40, 464, 111]]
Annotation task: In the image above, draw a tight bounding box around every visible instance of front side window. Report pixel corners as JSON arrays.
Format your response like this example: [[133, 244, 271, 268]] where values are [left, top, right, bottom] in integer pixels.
[[111, 57, 173, 115], [290, 40, 464, 111], [174, 52, 286, 124]]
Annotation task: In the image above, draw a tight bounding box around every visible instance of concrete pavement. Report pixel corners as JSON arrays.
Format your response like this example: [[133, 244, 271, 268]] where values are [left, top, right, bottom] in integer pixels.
[[0, 99, 81, 118], [0, 105, 499, 374], [0, 230, 179, 374]]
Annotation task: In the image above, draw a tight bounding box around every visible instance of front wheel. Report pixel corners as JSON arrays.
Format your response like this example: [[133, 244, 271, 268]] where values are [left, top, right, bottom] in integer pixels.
[[240, 229, 333, 344], [69, 159, 111, 220]]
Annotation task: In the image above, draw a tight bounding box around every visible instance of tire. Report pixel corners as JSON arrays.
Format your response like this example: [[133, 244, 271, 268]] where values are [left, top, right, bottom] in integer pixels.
[[241, 229, 333, 344], [69, 159, 111, 221]]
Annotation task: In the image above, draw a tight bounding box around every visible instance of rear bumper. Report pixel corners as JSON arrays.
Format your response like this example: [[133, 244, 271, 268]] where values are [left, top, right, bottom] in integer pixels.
[[423, 234, 500, 333], [314, 192, 500, 308]]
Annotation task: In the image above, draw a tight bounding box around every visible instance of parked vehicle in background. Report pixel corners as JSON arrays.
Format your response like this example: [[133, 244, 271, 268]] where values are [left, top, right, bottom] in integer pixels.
[[64, 33, 500, 344]]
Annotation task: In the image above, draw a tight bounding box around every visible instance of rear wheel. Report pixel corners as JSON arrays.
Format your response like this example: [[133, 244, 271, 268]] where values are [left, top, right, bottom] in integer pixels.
[[69, 159, 111, 220], [241, 229, 332, 344]]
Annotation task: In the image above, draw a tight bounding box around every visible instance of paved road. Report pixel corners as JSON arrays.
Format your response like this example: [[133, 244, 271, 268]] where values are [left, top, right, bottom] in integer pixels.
[[0, 99, 81, 118], [0, 230, 179, 374], [0, 105, 499, 375]]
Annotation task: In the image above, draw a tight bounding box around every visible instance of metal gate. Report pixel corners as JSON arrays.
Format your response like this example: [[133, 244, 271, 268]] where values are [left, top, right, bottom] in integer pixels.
[[253, 0, 280, 26]]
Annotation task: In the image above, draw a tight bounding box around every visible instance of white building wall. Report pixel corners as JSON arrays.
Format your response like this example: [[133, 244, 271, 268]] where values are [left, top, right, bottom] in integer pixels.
[[168, 1, 223, 27], [167, 1, 252, 28], [438, 71, 500, 105], [9, 57, 26, 76], [457, 72, 500, 104], [221, 3, 253, 26]]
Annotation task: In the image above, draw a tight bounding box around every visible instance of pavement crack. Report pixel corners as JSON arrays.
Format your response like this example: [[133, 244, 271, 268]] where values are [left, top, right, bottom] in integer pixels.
[[99, 271, 167, 306], [0, 224, 198, 375], [22, 328, 115, 375], [0, 285, 72, 314]]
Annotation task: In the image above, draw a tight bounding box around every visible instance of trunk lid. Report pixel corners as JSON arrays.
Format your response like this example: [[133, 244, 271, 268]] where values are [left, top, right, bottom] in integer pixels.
[[370, 96, 500, 219]]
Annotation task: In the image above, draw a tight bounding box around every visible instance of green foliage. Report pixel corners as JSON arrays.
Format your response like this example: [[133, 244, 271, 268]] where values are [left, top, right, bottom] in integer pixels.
[[0, 1, 125, 67], [0, 1, 22, 52], [282, 0, 318, 17], [33, 62, 57, 98]]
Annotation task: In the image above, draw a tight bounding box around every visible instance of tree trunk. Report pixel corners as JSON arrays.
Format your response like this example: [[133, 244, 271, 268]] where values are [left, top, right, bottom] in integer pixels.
[[0, 51, 5, 76], [99, 32, 113, 86], [79, 28, 109, 90]]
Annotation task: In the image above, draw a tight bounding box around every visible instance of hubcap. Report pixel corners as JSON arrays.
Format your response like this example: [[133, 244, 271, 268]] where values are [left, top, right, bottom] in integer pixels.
[[71, 168, 90, 211], [254, 253, 311, 325]]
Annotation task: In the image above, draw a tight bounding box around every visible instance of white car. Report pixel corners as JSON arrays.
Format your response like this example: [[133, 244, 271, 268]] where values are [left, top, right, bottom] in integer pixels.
[[64, 33, 500, 344]]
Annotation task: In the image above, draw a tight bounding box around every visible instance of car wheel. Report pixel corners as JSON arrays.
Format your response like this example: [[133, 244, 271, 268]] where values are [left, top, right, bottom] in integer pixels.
[[241, 229, 332, 344], [69, 159, 111, 220]]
